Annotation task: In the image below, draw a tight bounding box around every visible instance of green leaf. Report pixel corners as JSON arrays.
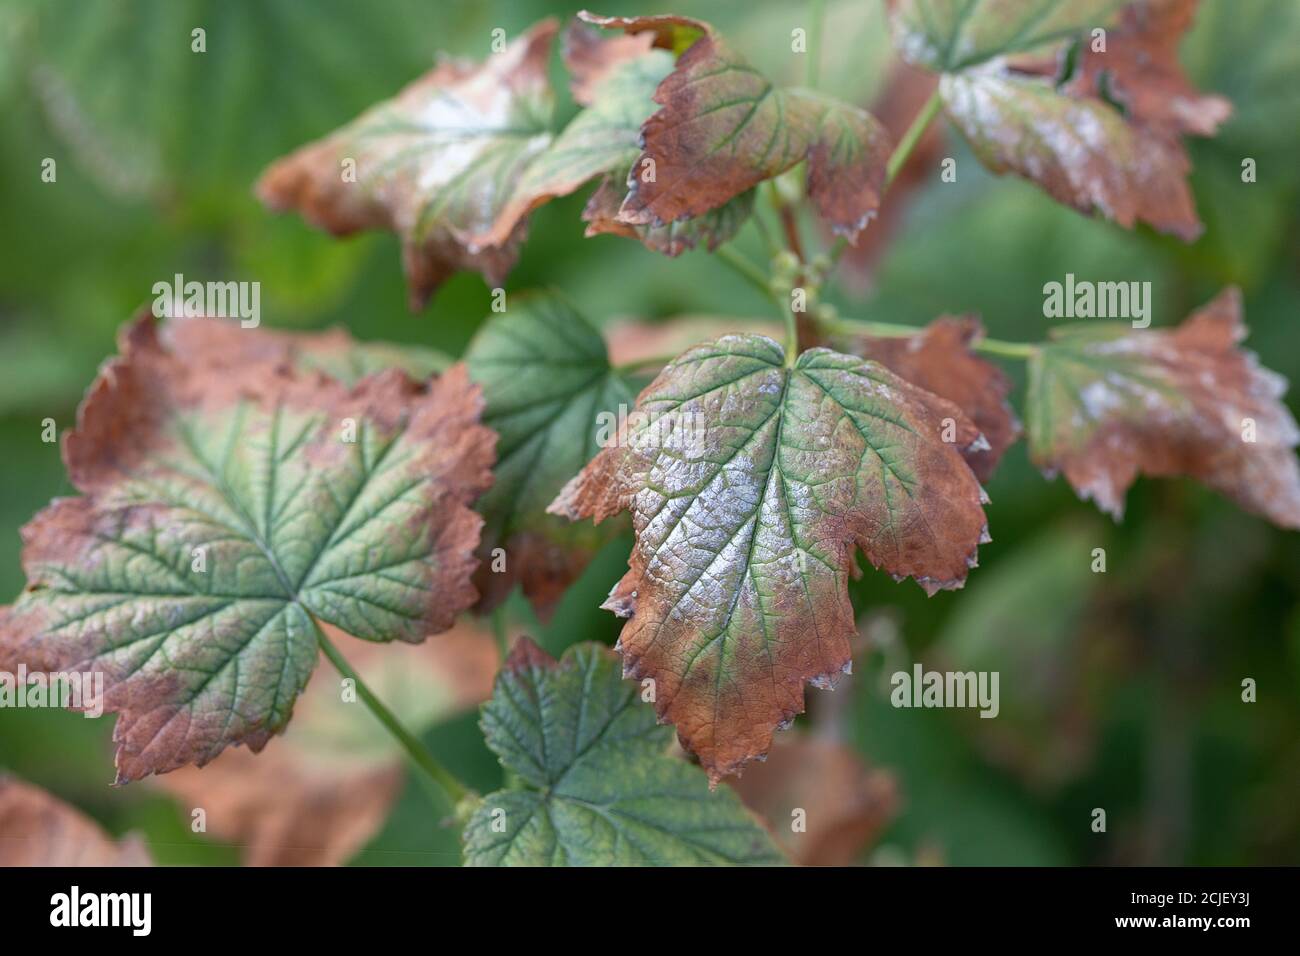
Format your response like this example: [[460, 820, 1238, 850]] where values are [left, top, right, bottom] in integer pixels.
[[0, 317, 495, 781], [550, 334, 991, 780], [462, 639, 784, 866], [891, 0, 1124, 73], [465, 292, 634, 618]]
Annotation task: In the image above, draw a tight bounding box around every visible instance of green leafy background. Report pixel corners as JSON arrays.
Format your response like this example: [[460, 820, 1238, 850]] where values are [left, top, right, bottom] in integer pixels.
[[0, 0, 1297, 865]]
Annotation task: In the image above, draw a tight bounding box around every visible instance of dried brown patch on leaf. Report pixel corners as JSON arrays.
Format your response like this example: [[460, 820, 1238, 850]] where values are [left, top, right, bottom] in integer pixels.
[[256, 21, 558, 309], [0, 316, 495, 781], [1063, 0, 1231, 136], [550, 335, 989, 781], [837, 316, 1021, 481], [730, 735, 898, 866], [156, 620, 496, 866], [0, 776, 150, 866], [563, 19, 656, 106], [582, 173, 755, 256], [584, 12, 891, 241], [1028, 288, 1300, 527]]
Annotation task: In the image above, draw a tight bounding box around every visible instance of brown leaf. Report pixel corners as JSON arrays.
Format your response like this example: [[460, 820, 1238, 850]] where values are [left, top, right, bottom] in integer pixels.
[[0, 776, 150, 866], [1062, 0, 1232, 137], [155, 619, 497, 866], [562, 19, 656, 107], [1027, 288, 1300, 526], [584, 13, 891, 241], [256, 21, 558, 309], [0, 316, 495, 781], [931, 0, 1229, 240], [550, 335, 989, 781], [836, 316, 1022, 482], [730, 735, 898, 866]]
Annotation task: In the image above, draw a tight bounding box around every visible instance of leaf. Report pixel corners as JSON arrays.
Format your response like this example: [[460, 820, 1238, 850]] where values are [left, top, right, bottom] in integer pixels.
[[582, 171, 755, 256], [462, 638, 784, 865], [465, 292, 635, 618], [835, 316, 1022, 482], [583, 12, 892, 241], [476, 23, 677, 249], [0, 316, 495, 781], [0, 776, 150, 866], [159, 315, 450, 385], [730, 735, 898, 866], [156, 619, 497, 866], [256, 20, 558, 309], [894, 0, 1231, 239], [549, 335, 990, 781], [891, 0, 1126, 73], [1026, 287, 1300, 526]]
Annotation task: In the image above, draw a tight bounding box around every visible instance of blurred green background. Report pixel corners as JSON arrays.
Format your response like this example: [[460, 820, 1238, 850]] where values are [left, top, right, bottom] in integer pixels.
[[0, 0, 1297, 865]]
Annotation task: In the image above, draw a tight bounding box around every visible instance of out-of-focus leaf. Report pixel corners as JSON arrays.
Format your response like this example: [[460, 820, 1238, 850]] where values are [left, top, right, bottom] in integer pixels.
[[257, 21, 558, 308], [893, 0, 1230, 240], [550, 335, 990, 781], [731, 734, 898, 866], [0, 316, 495, 781], [465, 292, 634, 619], [463, 638, 783, 865], [934, 524, 1106, 788], [1027, 287, 1300, 526], [0, 776, 150, 865]]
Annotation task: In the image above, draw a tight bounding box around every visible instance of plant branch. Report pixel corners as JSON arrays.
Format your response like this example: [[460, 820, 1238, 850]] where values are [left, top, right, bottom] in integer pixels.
[[315, 624, 473, 807], [822, 316, 1039, 359], [717, 245, 779, 302]]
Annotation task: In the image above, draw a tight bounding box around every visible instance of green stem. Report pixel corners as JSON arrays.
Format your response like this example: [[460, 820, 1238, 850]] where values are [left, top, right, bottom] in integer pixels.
[[885, 86, 943, 187], [717, 245, 779, 303], [315, 625, 472, 806], [823, 317, 1038, 359], [490, 605, 509, 660], [806, 0, 825, 88]]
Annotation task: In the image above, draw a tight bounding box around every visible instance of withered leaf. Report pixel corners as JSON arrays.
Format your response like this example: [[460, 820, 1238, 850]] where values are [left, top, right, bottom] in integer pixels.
[[893, 0, 1230, 239], [465, 292, 634, 619], [0, 776, 150, 866], [582, 171, 755, 256], [549, 335, 990, 781], [1027, 288, 1300, 526], [157, 619, 497, 866], [0, 316, 495, 781], [463, 638, 784, 865], [160, 315, 450, 385], [730, 735, 898, 866], [835, 316, 1022, 482], [256, 21, 558, 309], [584, 12, 892, 241]]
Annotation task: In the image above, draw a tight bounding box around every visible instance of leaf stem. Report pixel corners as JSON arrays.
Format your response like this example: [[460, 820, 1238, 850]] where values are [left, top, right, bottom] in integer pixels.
[[315, 625, 473, 806], [885, 86, 943, 187], [822, 316, 1039, 359], [490, 605, 509, 660], [717, 245, 778, 302]]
